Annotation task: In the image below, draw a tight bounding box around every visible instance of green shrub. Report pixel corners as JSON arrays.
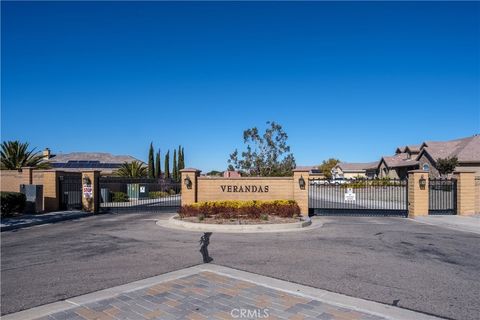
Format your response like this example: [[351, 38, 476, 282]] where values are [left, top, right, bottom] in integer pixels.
[[179, 200, 301, 219], [1, 192, 26, 217], [112, 192, 129, 202], [149, 191, 169, 199], [168, 189, 177, 195]]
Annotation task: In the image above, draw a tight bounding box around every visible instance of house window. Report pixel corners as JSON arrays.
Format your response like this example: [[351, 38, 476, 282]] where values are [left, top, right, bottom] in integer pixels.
[[423, 163, 430, 172]]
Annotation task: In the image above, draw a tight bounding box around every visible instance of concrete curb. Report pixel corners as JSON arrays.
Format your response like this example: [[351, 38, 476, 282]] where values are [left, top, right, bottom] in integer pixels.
[[1, 212, 90, 232], [156, 215, 316, 233], [2, 264, 443, 320]]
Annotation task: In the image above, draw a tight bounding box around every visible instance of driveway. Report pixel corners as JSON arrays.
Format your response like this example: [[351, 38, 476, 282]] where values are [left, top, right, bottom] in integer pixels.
[[413, 214, 480, 234], [2, 213, 479, 320]]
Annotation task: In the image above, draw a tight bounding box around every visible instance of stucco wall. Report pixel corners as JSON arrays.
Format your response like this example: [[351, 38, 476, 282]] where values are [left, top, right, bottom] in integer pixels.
[[378, 162, 400, 179], [456, 164, 480, 176], [417, 153, 440, 177], [343, 172, 366, 179], [475, 177, 480, 214]]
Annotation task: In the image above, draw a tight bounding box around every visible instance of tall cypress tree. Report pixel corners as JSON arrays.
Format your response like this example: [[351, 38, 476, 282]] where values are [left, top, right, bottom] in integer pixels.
[[155, 150, 161, 179], [164, 150, 170, 179], [181, 147, 185, 170], [148, 142, 155, 179], [177, 145, 183, 171], [173, 149, 178, 182]]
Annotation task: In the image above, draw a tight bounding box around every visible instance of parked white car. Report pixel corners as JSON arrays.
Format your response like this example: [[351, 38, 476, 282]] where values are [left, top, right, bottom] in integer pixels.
[[329, 178, 348, 185]]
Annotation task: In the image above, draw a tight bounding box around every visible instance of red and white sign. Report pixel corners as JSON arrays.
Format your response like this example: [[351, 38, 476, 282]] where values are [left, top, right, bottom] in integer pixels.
[[83, 185, 93, 198]]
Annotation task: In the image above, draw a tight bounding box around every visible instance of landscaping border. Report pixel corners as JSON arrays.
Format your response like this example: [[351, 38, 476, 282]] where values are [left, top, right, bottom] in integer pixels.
[[156, 215, 315, 233]]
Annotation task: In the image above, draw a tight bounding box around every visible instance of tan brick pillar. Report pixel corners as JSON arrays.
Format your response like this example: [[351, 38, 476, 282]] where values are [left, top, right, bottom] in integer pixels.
[[180, 168, 201, 206], [41, 170, 61, 212], [453, 171, 475, 216], [81, 171, 100, 213], [293, 168, 310, 217], [407, 170, 429, 218]]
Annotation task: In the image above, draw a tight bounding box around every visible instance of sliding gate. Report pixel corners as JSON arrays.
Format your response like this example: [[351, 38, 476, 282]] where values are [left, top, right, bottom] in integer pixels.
[[309, 178, 408, 217], [99, 177, 181, 213]]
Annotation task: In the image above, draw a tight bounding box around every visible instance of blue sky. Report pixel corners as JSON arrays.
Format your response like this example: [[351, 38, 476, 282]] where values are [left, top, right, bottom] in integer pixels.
[[2, 2, 479, 172]]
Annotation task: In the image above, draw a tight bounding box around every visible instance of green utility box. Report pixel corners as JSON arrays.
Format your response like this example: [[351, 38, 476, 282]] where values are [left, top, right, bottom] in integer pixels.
[[127, 184, 149, 200]]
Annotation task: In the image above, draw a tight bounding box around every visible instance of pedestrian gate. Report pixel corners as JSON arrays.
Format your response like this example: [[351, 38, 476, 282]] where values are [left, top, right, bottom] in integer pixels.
[[59, 175, 82, 210], [429, 178, 457, 215]]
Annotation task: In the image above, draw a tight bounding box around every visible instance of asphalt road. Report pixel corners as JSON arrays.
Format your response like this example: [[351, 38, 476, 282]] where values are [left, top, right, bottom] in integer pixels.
[[2, 213, 479, 320]]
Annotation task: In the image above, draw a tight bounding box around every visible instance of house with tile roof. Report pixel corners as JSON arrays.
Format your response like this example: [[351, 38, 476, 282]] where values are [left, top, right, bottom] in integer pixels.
[[332, 162, 379, 179], [377, 135, 480, 178], [416, 135, 480, 176]]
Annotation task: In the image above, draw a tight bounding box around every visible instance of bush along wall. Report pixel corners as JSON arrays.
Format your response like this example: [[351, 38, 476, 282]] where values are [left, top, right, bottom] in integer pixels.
[[178, 200, 301, 220], [1, 192, 26, 217]]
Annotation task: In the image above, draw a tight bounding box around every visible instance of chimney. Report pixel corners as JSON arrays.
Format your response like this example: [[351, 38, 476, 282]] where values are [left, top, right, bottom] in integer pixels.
[[43, 148, 51, 159]]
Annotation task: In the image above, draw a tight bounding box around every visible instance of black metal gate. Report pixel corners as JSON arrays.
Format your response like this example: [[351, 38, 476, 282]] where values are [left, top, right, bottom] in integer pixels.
[[59, 175, 82, 210], [99, 177, 181, 213], [309, 178, 408, 217], [429, 178, 457, 215]]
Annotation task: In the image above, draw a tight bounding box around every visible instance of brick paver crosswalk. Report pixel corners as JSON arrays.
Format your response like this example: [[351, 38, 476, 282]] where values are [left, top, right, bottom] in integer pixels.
[[35, 272, 386, 320]]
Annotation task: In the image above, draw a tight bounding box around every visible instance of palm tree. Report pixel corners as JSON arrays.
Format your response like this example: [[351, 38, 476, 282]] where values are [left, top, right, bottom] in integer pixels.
[[114, 161, 148, 177], [1, 140, 50, 170]]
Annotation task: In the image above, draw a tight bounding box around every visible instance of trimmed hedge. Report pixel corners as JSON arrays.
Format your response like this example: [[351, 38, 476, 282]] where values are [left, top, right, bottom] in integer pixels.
[[178, 200, 301, 220], [112, 192, 129, 202], [149, 191, 170, 199], [1, 192, 26, 217]]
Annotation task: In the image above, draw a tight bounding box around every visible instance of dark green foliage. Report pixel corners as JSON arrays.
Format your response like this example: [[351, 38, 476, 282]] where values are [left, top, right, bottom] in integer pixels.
[[114, 161, 148, 177], [318, 158, 340, 180], [148, 143, 155, 179], [178, 146, 185, 171], [112, 192, 129, 202], [173, 149, 178, 182], [228, 121, 295, 176], [148, 191, 170, 199], [179, 200, 301, 220], [1, 141, 50, 170], [206, 170, 223, 176], [436, 157, 458, 176], [155, 150, 161, 179], [164, 150, 170, 179], [1, 192, 26, 216]]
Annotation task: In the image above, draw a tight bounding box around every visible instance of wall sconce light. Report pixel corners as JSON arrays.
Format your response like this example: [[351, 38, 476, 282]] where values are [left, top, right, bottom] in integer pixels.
[[184, 175, 192, 189], [419, 175, 426, 189], [82, 176, 91, 185], [299, 175, 306, 190]]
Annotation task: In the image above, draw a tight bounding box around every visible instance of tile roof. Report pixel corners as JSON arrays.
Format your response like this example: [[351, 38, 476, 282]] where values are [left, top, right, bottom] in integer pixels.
[[337, 162, 379, 171], [420, 135, 480, 163], [405, 144, 422, 153], [382, 153, 419, 168]]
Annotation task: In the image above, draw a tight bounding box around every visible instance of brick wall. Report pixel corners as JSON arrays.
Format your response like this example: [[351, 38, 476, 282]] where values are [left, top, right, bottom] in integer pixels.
[[197, 177, 294, 202], [0, 168, 33, 192], [475, 177, 480, 214]]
